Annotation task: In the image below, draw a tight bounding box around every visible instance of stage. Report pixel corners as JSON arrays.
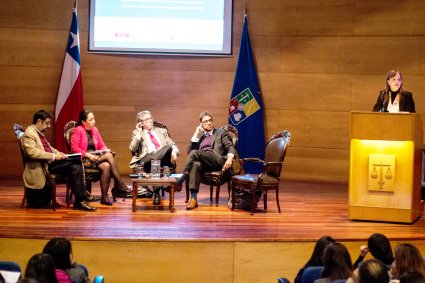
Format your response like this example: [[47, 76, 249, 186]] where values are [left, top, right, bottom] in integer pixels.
[[1, 177, 425, 282]]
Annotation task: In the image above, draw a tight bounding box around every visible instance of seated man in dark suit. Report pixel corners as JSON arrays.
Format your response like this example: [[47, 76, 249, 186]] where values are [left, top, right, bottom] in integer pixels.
[[21, 110, 96, 211], [176, 111, 237, 210], [129, 110, 180, 205]]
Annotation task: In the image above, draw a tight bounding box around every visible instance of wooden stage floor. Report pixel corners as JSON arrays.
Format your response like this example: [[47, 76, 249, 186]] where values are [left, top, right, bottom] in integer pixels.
[[1, 177, 425, 242]]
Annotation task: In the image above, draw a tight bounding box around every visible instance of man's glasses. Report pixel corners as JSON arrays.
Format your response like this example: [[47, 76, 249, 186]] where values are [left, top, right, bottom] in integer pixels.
[[141, 117, 153, 122], [201, 119, 213, 124], [43, 120, 52, 125]]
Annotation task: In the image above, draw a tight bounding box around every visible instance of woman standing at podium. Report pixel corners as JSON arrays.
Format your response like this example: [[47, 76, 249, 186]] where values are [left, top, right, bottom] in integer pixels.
[[372, 70, 415, 113]]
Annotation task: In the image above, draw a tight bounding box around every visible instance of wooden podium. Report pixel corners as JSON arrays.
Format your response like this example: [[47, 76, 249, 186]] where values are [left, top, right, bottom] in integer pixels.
[[349, 111, 424, 223]]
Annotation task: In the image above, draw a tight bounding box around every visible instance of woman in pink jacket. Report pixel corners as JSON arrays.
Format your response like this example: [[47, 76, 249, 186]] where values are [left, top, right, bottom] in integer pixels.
[[71, 109, 131, 205]]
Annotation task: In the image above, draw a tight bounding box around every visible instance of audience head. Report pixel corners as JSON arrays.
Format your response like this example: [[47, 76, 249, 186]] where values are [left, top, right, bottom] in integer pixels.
[[367, 233, 394, 266], [393, 243, 425, 279], [42, 237, 72, 270], [385, 69, 403, 93], [305, 235, 336, 267], [24, 253, 58, 283], [322, 242, 353, 281], [358, 259, 389, 283], [400, 272, 425, 283]]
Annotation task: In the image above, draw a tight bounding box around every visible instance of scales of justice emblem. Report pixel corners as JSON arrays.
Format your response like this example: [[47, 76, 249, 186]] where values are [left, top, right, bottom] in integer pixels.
[[368, 154, 395, 192]]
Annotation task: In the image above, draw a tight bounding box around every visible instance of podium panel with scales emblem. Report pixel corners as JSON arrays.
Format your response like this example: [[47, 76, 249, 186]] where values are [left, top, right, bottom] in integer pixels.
[[349, 111, 424, 223]]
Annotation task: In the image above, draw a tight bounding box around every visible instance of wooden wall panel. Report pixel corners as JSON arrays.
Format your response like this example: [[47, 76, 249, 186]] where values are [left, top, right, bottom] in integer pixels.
[[0, 28, 66, 67], [0, 1, 72, 30], [261, 73, 352, 111], [0, 67, 61, 104], [354, 1, 425, 35], [1, 0, 425, 183]]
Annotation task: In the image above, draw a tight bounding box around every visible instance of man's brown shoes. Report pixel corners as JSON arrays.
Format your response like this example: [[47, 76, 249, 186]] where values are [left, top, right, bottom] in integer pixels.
[[186, 199, 198, 210]]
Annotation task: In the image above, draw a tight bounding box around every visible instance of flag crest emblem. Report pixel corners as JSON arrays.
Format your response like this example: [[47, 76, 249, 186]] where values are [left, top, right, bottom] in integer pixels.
[[229, 88, 261, 125]]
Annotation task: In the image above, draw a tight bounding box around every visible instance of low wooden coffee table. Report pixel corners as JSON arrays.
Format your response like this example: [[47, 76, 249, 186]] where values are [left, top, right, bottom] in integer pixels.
[[131, 176, 180, 213]]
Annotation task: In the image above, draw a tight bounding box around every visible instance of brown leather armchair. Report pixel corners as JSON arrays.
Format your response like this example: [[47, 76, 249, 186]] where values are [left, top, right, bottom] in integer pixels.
[[230, 130, 291, 215], [185, 124, 239, 206]]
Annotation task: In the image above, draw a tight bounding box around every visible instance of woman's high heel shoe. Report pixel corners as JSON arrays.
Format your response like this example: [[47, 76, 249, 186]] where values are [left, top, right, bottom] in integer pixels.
[[111, 187, 132, 202], [100, 195, 112, 206], [118, 185, 132, 193]]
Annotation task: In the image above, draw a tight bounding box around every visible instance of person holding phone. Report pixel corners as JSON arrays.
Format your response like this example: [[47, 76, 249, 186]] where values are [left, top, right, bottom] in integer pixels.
[[129, 110, 179, 205], [175, 111, 237, 210]]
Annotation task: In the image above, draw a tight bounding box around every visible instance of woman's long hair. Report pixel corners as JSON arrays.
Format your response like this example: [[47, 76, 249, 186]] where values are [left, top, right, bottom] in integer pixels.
[[42, 237, 72, 270], [367, 233, 394, 266], [304, 236, 336, 267], [385, 69, 403, 94], [24, 253, 58, 283], [321, 242, 353, 281], [393, 243, 425, 279]]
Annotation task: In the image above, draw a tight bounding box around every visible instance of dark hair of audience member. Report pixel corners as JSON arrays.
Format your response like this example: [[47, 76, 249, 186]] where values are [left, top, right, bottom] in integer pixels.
[[293, 236, 336, 283], [358, 259, 389, 283], [367, 233, 394, 266], [393, 243, 425, 279], [24, 253, 58, 283], [305, 236, 336, 266], [321, 242, 353, 281], [42, 237, 72, 270], [400, 272, 425, 283]]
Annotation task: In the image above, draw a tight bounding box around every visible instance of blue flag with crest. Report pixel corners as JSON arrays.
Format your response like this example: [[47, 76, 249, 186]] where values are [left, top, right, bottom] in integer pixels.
[[229, 16, 265, 173]]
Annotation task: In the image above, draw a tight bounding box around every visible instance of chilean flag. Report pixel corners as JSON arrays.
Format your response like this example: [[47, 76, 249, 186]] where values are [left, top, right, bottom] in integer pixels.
[[55, 0, 83, 153]]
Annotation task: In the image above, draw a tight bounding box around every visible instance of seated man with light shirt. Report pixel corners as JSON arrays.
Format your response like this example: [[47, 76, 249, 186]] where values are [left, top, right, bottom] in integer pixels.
[[129, 110, 179, 205], [175, 111, 237, 210]]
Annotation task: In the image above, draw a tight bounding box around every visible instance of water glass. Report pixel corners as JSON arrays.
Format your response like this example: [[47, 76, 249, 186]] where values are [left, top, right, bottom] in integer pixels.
[[136, 163, 145, 178], [163, 166, 171, 179], [151, 160, 161, 179]]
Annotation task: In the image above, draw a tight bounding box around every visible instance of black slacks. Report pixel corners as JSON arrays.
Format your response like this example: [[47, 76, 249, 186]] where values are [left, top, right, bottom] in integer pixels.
[[139, 145, 175, 172], [183, 150, 223, 192], [48, 158, 85, 202]]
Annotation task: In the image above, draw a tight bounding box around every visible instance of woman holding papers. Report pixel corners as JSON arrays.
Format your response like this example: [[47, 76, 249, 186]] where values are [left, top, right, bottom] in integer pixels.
[[71, 109, 131, 206], [372, 70, 415, 113]]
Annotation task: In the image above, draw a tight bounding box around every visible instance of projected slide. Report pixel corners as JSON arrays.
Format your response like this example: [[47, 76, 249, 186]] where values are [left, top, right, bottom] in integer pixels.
[[89, 0, 233, 55]]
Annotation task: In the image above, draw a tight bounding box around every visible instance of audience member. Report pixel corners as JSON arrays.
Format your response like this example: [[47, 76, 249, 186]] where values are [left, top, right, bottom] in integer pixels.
[[21, 110, 96, 211], [372, 69, 415, 113], [358, 259, 389, 283], [315, 242, 353, 283], [24, 253, 59, 283], [71, 109, 132, 205], [294, 235, 336, 283], [353, 233, 394, 268], [42, 237, 89, 283], [175, 111, 237, 210], [390, 243, 425, 280], [129, 110, 179, 205], [400, 272, 425, 283]]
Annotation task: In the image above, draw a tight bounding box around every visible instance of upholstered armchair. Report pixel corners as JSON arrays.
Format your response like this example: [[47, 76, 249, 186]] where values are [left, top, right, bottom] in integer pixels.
[[230, 130, 291, 215]]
